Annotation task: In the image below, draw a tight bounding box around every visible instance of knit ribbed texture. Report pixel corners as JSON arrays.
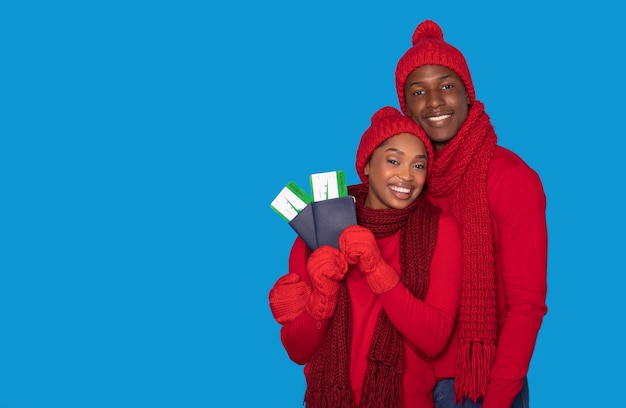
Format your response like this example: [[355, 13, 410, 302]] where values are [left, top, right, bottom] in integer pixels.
[[356, 106, 433, 185], [268, 273, 313, 324], [339, 225, 401, 295], [304, 246, 349, 321], [304, 184, 439, 407], [395, 20, 475, 116], [427, 101, 498, 403]]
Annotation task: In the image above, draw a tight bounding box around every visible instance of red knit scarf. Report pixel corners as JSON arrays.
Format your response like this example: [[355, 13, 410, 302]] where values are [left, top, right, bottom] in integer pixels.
[[304, 184, 440, 407], [427, 101, 498, 402]]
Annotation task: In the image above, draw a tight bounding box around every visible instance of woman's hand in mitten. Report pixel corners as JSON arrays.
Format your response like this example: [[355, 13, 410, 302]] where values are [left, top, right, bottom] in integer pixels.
[[269, 273, 312, 324], [305, 245, 348, 321], [339, 225, 399, 294]]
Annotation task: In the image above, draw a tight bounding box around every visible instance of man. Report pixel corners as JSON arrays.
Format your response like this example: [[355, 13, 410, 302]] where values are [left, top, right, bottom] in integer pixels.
[[394, 19, 548, 408]]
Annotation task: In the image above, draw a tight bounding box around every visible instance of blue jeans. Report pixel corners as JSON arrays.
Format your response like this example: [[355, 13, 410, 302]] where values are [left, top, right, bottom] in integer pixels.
[[433, 377, 529, 408]]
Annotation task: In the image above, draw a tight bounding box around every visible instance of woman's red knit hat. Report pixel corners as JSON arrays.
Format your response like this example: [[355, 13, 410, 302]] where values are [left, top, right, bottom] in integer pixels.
[[395, 20, 475, 116], [355, 106, 434, 185]]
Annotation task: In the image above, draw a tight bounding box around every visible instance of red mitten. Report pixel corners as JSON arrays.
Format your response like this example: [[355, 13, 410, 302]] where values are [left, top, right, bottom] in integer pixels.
[[305, 246, 348, 321], [339, 225, 399, 294], [269, 273, 312, 324]]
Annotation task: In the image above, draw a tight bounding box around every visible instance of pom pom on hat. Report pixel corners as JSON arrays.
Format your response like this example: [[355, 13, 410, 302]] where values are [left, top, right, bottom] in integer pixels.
[[395, 20, 475, 116], [355, 106, 434, 185]]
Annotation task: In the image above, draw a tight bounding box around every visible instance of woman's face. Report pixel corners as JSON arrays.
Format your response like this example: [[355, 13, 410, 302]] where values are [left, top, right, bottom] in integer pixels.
[[364, 132, 428, 210], [404, 64, 470, 150]]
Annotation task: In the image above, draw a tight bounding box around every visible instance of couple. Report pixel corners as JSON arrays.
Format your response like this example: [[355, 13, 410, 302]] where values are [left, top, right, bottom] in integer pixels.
[[268, 19, 548, 408]]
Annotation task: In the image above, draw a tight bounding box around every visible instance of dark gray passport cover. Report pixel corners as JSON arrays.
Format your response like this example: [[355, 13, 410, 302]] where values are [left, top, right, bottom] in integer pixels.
[[288, 196, 357, 251]]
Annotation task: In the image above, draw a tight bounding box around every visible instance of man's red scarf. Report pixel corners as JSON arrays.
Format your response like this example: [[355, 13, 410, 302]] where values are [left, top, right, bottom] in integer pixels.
[[427, 101, 498, 402], [304, 184, 440, 407]]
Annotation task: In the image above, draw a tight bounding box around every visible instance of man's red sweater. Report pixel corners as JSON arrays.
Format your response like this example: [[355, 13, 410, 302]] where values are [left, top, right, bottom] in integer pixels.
[[426, 146, 548, 407]]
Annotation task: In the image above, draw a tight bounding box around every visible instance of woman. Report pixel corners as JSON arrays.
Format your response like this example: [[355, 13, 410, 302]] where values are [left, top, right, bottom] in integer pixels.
[[268, 106, 462, 407]]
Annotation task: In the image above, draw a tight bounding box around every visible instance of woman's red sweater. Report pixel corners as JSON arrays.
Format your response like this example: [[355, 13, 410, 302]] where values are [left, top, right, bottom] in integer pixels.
[[280, 211, 462, 407]]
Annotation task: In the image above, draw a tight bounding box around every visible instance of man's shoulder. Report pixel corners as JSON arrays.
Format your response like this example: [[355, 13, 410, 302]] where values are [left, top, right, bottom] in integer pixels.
[[491, 145, 538, 175], [489, 145, 545, 193], [493, 145, 529, 165]]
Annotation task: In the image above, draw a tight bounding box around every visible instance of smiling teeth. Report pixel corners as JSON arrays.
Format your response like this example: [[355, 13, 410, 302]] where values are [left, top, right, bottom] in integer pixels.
[[390, 186, 411, 194], [428, 114, 451, 121]]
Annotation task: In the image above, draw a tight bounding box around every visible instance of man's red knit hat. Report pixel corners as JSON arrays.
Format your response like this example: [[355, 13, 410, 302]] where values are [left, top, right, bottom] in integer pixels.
[[356, 106, 434, 185], [395, 20, 475, 116]]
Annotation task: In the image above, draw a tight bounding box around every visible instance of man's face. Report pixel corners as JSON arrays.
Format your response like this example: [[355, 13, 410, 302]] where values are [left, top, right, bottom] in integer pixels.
[[404, 64, 470, 150]]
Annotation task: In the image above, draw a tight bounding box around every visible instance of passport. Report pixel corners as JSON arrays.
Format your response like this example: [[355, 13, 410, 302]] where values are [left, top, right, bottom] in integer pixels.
[[288, 195, 357, 251]]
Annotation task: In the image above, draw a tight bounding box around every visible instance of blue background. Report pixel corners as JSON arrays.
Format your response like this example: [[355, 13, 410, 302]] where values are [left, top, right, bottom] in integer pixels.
[[1, 1, 624, 407]]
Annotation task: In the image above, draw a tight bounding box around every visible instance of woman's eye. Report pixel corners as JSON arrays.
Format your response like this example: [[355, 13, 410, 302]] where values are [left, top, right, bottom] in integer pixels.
[[388, 159, 399, 165]]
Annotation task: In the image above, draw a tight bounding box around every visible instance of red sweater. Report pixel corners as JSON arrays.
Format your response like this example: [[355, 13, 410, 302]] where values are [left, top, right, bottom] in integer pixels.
[[280, 211, 462, 407], [426, 146, 548, 407]]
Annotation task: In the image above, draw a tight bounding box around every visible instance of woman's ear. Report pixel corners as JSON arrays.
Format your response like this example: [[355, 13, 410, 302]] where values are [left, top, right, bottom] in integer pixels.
[[364, 162, 370, 176]]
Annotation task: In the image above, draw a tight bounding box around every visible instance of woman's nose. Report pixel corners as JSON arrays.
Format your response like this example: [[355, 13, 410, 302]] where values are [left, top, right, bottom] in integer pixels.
[[398, 166, 414, 181]]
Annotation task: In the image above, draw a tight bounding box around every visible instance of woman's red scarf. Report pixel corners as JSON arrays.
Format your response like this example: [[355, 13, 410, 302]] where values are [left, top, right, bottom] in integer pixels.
[[304, 184, 440, 407], [427, 101, 498, 402]]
